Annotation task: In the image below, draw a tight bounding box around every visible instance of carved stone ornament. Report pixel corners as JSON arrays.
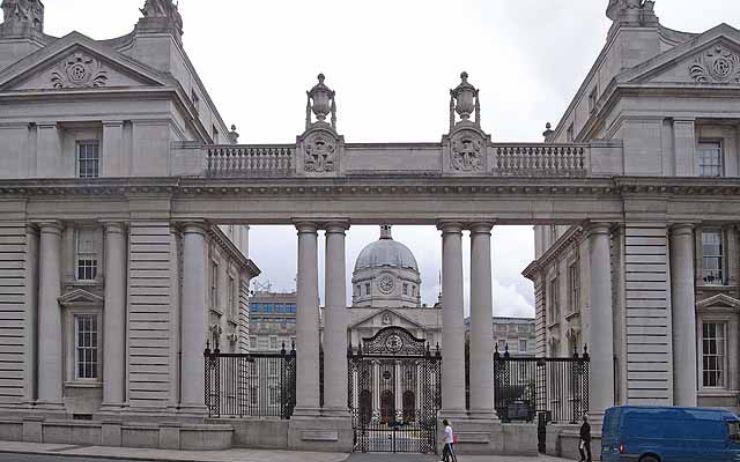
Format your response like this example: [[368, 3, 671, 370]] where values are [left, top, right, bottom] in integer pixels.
[[689, 45, 740, 84], [451, 133, 483, 172], [362, 326, 427, 356], [51, 52, 107, 89], [303, 132, 336, 173], [140, 0, 183, 35], [377, 274, 395, 294]]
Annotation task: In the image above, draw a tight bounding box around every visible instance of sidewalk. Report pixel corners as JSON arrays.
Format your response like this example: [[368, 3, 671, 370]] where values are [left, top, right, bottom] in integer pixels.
[[0, 441, 572, 462]]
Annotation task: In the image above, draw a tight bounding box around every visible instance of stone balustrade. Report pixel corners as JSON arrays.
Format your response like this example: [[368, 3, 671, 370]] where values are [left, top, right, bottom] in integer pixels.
[[491, 144, 589, 177], [202, 142, 596, 178], [207, 145, 295, 177]]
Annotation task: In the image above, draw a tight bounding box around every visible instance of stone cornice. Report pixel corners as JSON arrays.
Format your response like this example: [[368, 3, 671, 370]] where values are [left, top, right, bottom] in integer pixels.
[[1, 176, 738, 198], [522, 225, 585, 280], [206, 224, 259, 276]]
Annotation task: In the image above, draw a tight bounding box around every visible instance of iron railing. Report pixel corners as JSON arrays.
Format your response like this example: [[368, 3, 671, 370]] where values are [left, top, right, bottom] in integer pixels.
[[493, 346, 590, 424], [204, 343, 296, 419]]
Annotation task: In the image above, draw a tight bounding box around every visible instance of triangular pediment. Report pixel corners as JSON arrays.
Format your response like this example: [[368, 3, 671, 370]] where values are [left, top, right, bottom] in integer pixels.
[[350, 308, 425, 331], [0, 31, 173, 92], [697, 293, 740, 311], [58, 288, 104, 307], [620, 24, 740, 86]]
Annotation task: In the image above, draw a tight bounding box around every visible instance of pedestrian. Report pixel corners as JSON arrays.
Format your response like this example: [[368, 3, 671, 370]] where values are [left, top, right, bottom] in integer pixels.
[[579, 414, 592, 462], [441, 419, 456, 462]]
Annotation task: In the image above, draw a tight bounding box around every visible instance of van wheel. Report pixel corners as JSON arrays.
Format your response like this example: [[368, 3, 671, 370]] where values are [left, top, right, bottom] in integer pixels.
[[639, 456, 659, 462]]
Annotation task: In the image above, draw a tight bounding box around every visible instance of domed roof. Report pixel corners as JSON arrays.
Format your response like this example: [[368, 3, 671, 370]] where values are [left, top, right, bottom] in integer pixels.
[[354, 226, 419, 273]]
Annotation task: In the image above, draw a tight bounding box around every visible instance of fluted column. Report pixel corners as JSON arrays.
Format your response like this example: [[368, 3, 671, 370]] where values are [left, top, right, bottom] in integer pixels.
[[37, 222, 63, 407], [438, 222, 466, 417], [670, 224, 698, 406], [587, 223, 615, 418], [469, 223, 497, 419], [102, 223, 127, 409], [180, 223, 208, 412], [294, 222, 321, 416], [323, 221, 349, 416]]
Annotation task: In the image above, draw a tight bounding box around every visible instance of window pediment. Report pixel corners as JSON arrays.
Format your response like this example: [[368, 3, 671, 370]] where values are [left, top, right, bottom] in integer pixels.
[[697, 293, 740, 313], [58, 288, 103, 307]]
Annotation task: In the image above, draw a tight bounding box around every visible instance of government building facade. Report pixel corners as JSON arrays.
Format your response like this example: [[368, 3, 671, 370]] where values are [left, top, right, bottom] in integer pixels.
[[0, 0, 737, 456]]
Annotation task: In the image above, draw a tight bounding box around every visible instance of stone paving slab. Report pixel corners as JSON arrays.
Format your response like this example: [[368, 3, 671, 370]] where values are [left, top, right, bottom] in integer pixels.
[[0, 441, 574, 462]]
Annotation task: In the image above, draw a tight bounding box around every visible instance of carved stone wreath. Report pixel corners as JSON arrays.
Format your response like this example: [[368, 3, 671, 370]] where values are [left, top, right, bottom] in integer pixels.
[[304, 133, 336, 173], [451, 135, 483, 172], [689, 45, 740, 84], [362, 326, 427, 356], [377, 274, 394, 294], [51, 52, 108, 89]]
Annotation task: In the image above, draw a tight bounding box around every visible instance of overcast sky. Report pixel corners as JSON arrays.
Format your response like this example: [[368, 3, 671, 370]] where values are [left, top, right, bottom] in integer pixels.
[[43, 0, 739, 317]]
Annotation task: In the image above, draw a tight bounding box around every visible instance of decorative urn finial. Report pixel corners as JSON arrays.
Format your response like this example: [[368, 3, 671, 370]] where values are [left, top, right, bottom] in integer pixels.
[[0, 0, 44, 37], [449, 71, 481, 131], [380, 225, 393, 240], [227, 124, 239, 144], [306, 73, 337, 131]]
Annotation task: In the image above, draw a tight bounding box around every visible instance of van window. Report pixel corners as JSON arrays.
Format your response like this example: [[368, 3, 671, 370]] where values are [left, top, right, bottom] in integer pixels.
[[729, 421, 740, 440]]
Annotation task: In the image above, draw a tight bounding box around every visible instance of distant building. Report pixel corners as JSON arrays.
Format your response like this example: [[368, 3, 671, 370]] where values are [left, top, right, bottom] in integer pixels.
[[465, 317, 536, 357], [248, 290, 297, 353]]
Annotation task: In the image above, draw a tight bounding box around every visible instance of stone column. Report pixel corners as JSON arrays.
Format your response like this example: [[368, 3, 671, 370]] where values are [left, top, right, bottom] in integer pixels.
[[37, 222, 63, 407], [294, 222, 321, 416], [469, 223, 497, 419], [587, 223, 615, 418], [23, 225, 39, 403], [438, 222, 466, 417], [323, 221, 349, 416], [670, 224, 698, 406], [102, 223, 127, 409], [180, 223, 208, 412], [395, 361, 402, 420]]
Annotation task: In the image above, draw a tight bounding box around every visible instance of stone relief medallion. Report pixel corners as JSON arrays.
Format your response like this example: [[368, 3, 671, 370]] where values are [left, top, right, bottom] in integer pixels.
[[303, 132, 336, 173], [51, 52, 108, 89], [377, 274, 394, 294], [451, 134, 483, 172], [689, 45, 740, 83], [384, 333, 404, 353]]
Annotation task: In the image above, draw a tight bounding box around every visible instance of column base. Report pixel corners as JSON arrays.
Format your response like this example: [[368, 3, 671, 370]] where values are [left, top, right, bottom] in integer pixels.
[[291, 406, 322, 418], [98, 402, 128, 413], [439, 408, 468, 420], [321, 406, 351, 418], [467, 409, 500, 421], [176, 403, 208, 417], [288, 415, 353, 452], [438, 416, 537, 456], [33, 401, 65, 412]]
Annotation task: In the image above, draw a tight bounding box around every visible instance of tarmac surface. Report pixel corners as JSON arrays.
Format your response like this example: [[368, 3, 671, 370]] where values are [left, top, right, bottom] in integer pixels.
[[0, 441, 575, 462]]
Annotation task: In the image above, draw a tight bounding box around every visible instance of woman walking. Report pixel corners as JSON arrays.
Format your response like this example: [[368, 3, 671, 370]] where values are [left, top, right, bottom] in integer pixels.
[[441, 419, 456, 462]]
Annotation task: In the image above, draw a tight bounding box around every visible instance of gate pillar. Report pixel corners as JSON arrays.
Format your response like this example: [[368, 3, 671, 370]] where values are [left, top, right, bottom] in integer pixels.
[[323, 221, 350, 416], [469, 223, 497, 419], [438, 222, 467, 417], [293, 221, 321, 416], [586, 223, 615, 419]]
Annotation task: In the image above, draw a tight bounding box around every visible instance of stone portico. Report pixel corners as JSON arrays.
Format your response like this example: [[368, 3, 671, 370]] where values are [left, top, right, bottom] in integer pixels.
[[0, 0, 737, 456]]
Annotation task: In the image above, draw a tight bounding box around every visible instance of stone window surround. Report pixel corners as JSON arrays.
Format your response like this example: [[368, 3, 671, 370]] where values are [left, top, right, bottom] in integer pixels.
[[695, 123, 738, 177], [75, 226, 101, 283], [695, 226, 735, 289], [63, 304, 103, 388], [696, 139, 724, 178], [696, 301, 739, 395], [546, 271, 561, 328]]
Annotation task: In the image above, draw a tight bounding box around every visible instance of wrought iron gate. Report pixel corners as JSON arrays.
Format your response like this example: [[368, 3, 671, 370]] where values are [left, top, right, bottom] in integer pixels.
[[348, 327, 441, 454], [493, 346, 590, 453]]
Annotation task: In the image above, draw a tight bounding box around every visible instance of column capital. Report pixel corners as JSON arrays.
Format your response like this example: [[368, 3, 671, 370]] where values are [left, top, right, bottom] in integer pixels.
[[437, 221, 464, 233], [101, 222, 127, 235], [324, 220, 350, 234], [36, 221, 63, 234], [669, 223, 696, 236], [177, 221, 209, 235], [469, 222, 494, 234], [293, 220, 318, 234], [585, 221, 612, 237]]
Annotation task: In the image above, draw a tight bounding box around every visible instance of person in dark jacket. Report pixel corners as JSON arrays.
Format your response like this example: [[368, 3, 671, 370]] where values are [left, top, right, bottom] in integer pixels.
[[579, 414, 592, 462]]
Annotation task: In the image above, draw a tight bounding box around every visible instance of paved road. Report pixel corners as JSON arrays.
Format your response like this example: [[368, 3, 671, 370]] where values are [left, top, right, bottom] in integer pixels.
[[0, 454, 156, 462]]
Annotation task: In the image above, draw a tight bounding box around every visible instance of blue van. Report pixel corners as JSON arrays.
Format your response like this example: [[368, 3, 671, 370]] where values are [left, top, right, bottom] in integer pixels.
[[601, 406, 740, 462]]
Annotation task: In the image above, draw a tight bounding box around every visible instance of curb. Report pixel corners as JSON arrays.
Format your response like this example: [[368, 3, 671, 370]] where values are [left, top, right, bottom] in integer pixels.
[[0, 448, 218, 462]]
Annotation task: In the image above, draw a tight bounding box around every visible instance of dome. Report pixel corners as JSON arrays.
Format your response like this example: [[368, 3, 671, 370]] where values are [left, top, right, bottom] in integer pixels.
[[354, 226, 419, 272]]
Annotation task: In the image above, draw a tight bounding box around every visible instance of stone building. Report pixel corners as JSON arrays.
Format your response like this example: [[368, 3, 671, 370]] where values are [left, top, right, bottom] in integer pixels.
[[0, 0, 738, 456], [248, 290, 297, 353], [523, 0, 740, 419], [465, 317, 536, 357]]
